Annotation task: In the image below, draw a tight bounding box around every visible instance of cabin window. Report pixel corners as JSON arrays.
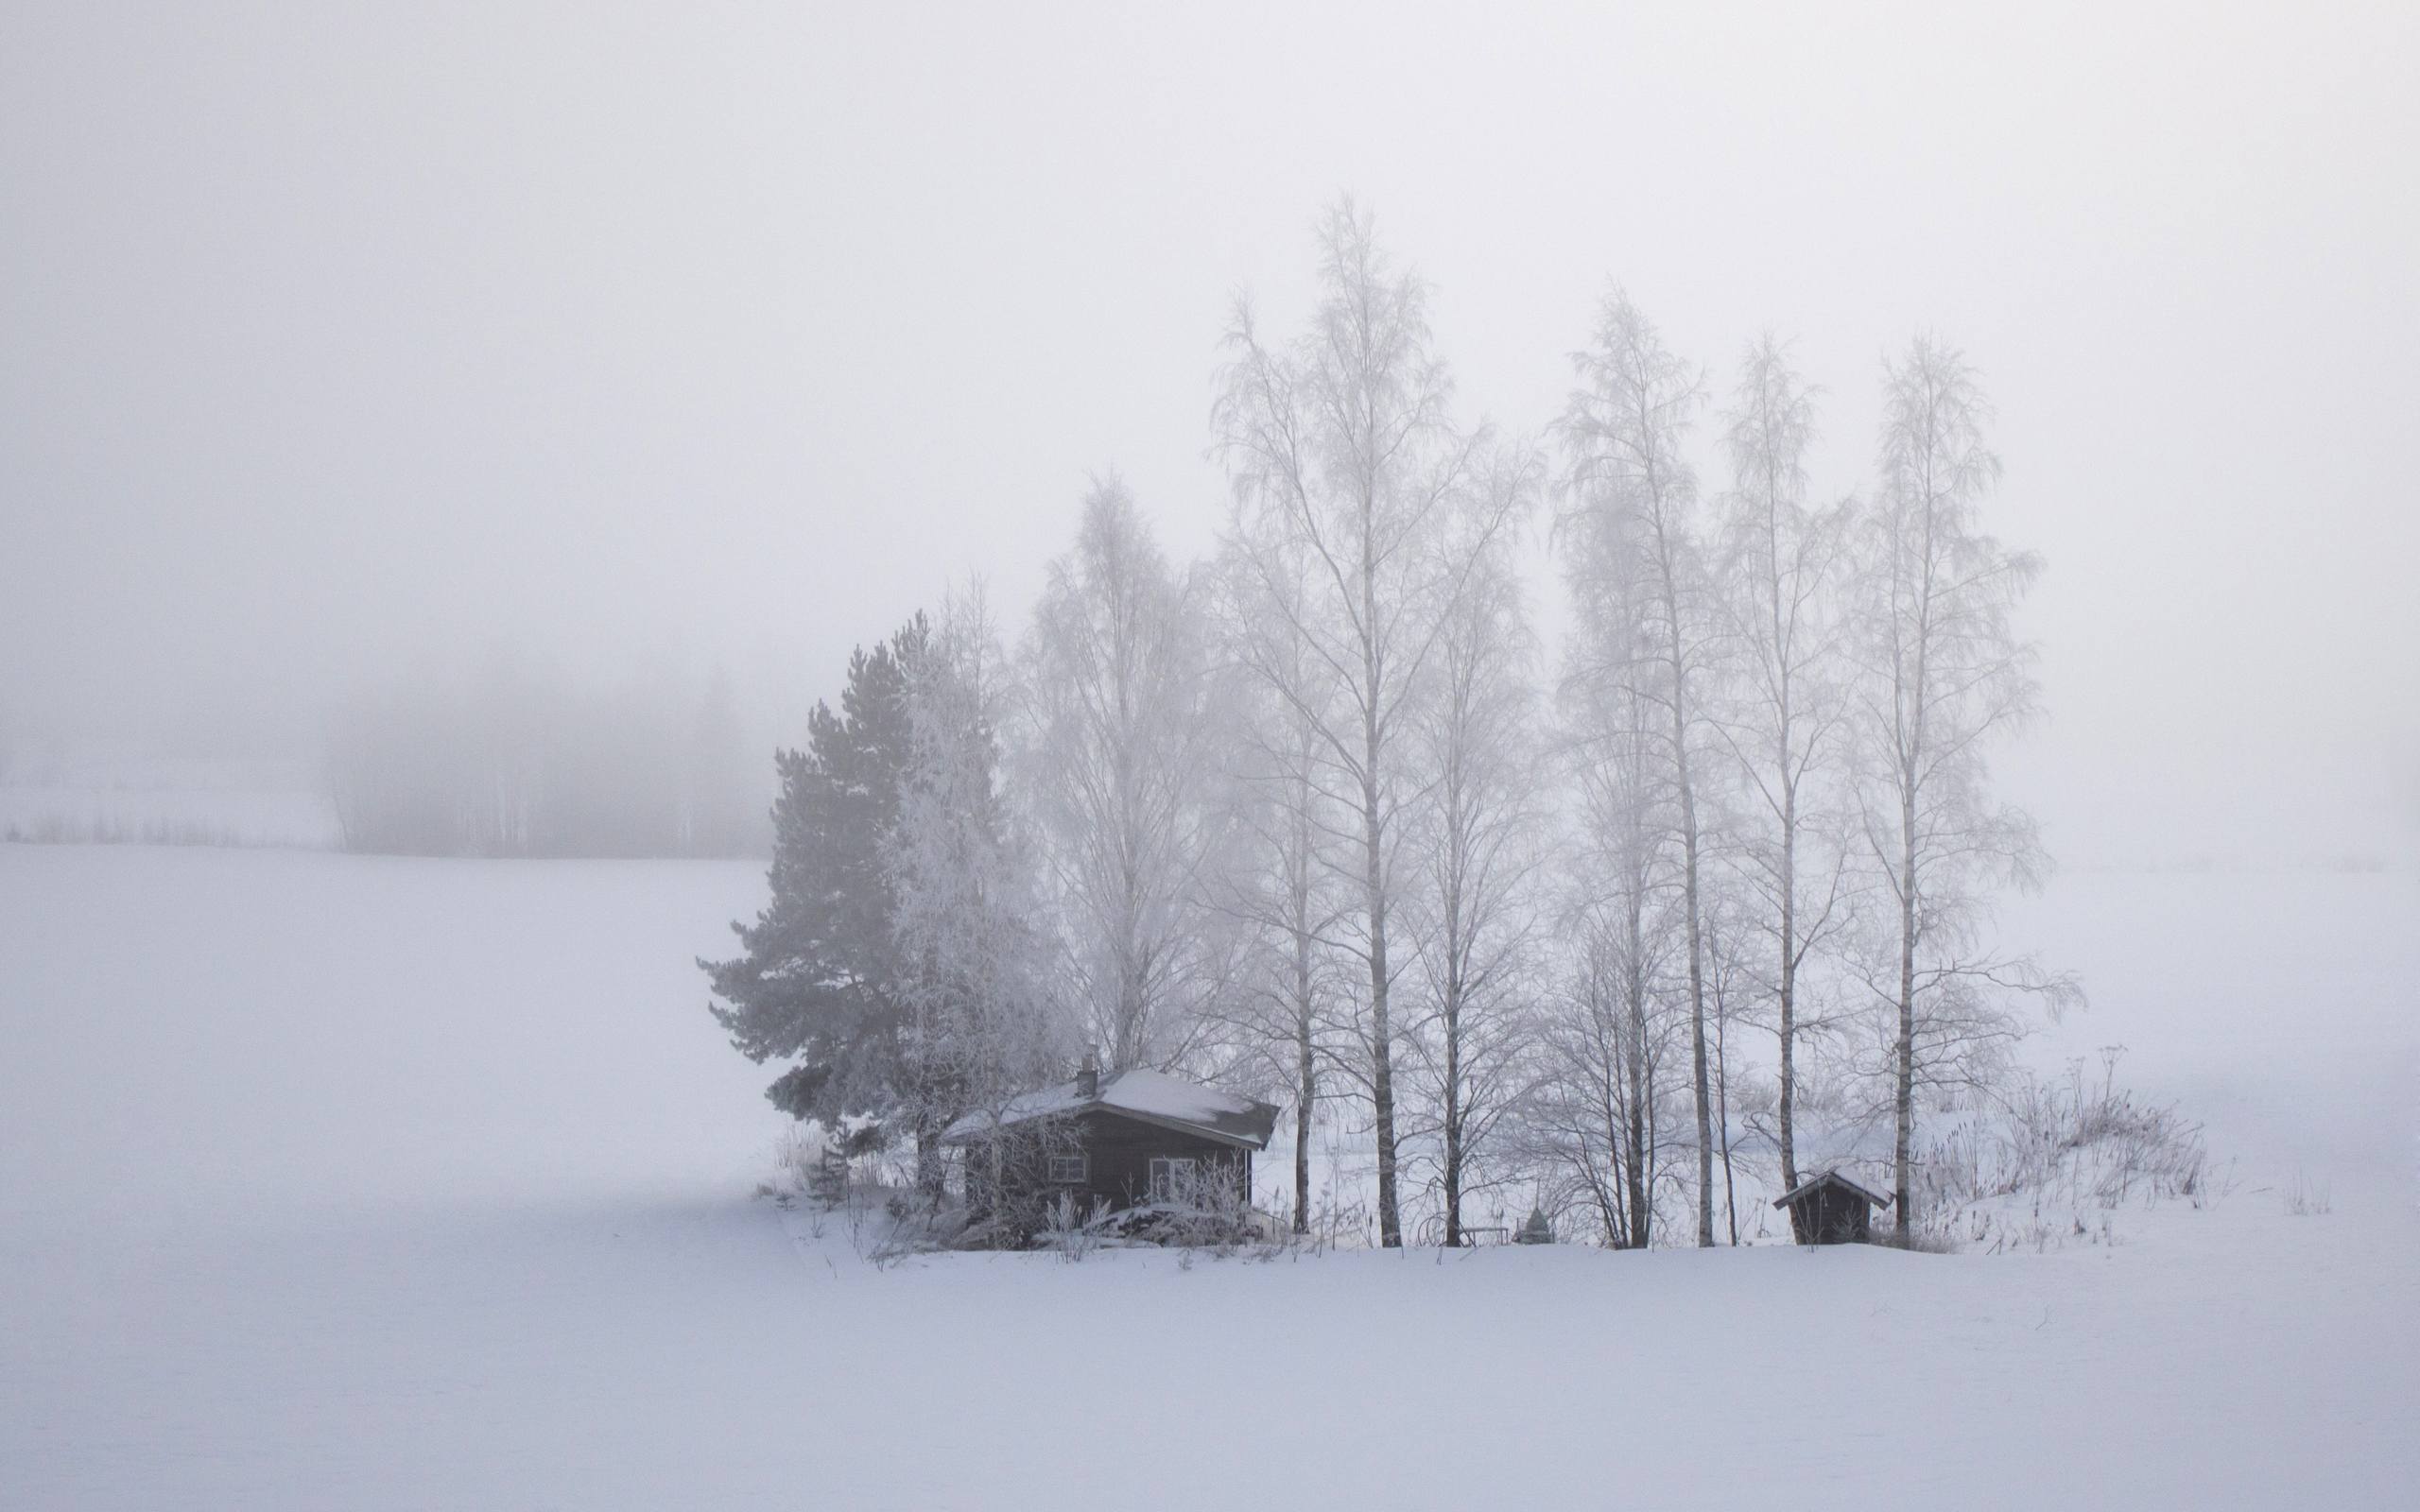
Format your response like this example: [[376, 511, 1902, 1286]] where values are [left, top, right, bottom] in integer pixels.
[[1148, 1157, 1197, 1201], [1047, 1154, 1087, 1183]]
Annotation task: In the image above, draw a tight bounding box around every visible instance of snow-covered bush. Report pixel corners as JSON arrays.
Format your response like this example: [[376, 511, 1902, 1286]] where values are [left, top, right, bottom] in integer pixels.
[[1035, 1193, 1111, 1262], [1910, 1048, 2211, 1247], [1132, 1160, 1264, 1252], [951, 1115, 1096, 1250]]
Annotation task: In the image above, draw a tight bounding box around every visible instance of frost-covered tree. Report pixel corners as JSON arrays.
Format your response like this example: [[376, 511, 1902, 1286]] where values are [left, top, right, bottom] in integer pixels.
[[1215, 198, 1524, 1247], [1852, 336, 2078, 1235], [1211, 549, 1350, 1237], [1017, 479, 1237, 1073], [1530, 549, 1698, 1249], [1402, 519, 1545, 1246], [1554, 289, 1724, 1246], [702, 618, 924, 1124], [890, 588, 1064, 1193], [1527, 708, 1687, 1250], [1712, 335, 1858, 1194], [1700, 894, 1769, 1245]]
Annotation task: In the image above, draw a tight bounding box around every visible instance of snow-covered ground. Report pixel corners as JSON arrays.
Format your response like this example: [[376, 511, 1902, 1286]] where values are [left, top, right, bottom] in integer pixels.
[[3, 845, 2413, 1508]]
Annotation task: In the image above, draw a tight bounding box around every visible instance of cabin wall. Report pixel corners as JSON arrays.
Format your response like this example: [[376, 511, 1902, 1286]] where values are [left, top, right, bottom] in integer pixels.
[[1786, 1185, 1878, 1245], [961, 1107, 1263, 1237], [1063, 1111, 1250, 1212], [1841, 1196, 1872, 1243], [969, 1110, 1253, 1225]]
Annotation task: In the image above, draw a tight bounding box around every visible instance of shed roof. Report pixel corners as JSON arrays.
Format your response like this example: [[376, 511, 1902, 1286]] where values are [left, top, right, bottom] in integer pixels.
[[942, 1067, 1279, 1151], [1772, 1169, 1893, 1211]]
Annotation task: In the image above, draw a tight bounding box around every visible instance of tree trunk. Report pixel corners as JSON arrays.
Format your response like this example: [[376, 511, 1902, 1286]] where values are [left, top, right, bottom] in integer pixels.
[[1766, 438, 1803, 1200], [1894, 777, 1918, 1239], [1623, 915, 1651, 1249], [1443, 986, 1463, 1246], [1293, 942, 1314, 1236], [1363, 542, 1402, 1249], [915, 1121, 945, 1204], [1777, 768, 1799, 1195], [1895, 553, 1932, 1242], [1717, 1003, 1738, 1246], [1293, 1062, 1313, 1237], [1367, 800, 1400, 1248], [1114, 937, 1143, 1072], [1674, 688, 1714, 1248]]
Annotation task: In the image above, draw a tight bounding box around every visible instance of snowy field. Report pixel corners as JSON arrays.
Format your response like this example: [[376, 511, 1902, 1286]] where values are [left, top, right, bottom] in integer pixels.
[[0, 752, 340, 849], [3, 845, 2413, 1509]]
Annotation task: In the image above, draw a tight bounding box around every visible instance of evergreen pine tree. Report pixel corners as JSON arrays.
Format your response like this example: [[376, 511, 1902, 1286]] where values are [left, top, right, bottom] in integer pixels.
[[701, 615, 927, 1123]]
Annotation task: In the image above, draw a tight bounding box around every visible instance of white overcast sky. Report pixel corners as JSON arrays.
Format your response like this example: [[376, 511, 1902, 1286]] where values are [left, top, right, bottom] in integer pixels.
[[4, 1, 2415, 863]]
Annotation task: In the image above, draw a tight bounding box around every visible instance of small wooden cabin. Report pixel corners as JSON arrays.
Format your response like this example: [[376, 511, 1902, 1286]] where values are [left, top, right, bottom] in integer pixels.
[[942, 1057, 1279, 1226], [1772, 1169, 1893, 1245]]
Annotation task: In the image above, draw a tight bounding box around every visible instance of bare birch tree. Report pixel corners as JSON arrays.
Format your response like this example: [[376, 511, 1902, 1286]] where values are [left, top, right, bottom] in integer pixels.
[[1701, 893, 1772, 1246], [1528, 684, 1686, 1249], [1852, 336, 2079, 1237], [1213, 613, 1349, 1236], [1017, 477, 1237, 1073], [1522, 555, 1688, 1251], [1712, 334, 1858, 1195], [1214, 198, 1521, 1247], [1554, 289, 1725, 1246], [1402, 503, 1544, 1245]]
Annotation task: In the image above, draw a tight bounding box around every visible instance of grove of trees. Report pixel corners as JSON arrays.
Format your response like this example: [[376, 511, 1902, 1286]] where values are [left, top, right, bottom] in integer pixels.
[[705, 199, 2068, 1247]]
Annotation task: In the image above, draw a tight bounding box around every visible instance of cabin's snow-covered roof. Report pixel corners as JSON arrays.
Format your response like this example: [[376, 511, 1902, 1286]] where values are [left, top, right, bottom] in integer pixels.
[[942, 1067, 1279, 1149], [1772, 1169, 1893, 1211]]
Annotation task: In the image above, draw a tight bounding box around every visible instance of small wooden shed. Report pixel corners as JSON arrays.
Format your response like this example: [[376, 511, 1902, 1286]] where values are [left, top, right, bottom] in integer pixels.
[[942, 1057, 1278, 1227], [1772, 1170, 1893, 1245]]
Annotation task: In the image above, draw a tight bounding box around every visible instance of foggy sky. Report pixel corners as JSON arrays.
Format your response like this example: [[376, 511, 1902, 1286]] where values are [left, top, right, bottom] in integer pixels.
[[4, 1, 2415, 865]]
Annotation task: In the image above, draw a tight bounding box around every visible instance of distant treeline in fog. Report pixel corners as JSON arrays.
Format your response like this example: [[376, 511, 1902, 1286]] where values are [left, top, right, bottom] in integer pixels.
[[324, 662, 767, 858]]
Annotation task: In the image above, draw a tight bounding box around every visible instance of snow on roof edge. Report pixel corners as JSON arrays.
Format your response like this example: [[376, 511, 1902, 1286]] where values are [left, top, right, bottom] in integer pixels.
[[941, 1067, 1279, 1149]]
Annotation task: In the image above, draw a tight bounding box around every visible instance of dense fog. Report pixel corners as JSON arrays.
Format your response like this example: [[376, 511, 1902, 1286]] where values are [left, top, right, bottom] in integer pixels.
[[3, 3, 2415, 867], [8, 10, 2420, 1506]]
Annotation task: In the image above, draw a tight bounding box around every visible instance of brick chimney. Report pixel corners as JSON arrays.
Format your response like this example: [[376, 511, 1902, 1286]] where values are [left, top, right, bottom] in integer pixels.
[[1075, 1048, 1099, 1100]]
